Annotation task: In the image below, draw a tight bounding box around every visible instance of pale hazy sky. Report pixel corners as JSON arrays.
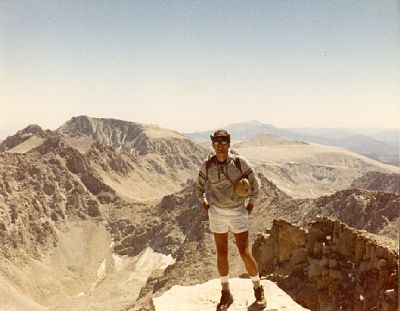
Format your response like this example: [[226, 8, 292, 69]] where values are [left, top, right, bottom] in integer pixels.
[[1, 1, 399, 138]]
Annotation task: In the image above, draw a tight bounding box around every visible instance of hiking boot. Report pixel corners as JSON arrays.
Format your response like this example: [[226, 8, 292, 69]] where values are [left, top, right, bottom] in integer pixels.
[[216, 289, 234, 310], [254, 285, 267, 308]]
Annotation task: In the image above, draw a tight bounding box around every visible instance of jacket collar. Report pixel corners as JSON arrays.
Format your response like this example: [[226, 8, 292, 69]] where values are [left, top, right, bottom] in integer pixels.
[[214, 152, 232, 165]]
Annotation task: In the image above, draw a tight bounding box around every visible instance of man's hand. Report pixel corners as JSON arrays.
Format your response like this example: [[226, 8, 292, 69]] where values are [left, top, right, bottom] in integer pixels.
[[203, 202, 209, 213], [246, 203, 254, 215]]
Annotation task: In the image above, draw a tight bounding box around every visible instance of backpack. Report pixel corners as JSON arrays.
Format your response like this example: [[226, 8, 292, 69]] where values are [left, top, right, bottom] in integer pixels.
[[205, 155, 242, 178], [205, 155, 251, 198]]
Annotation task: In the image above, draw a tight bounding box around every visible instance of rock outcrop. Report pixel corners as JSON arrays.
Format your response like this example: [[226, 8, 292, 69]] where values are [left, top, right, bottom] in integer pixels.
[[253, 218, 398, 311]]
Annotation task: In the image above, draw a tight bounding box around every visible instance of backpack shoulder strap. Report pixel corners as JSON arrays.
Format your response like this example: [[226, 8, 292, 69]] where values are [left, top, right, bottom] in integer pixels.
[[234, 156, 252, 178], [205, 155, 217, 178], [233, 156, 243, 174]]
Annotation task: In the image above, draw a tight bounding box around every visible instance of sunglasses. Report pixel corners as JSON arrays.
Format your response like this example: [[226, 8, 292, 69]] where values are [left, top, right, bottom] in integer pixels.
[[212, 140, 229, 145]]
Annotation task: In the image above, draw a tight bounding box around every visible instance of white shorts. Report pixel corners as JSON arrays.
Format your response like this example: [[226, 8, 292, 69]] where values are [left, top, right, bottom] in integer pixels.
[[208, 205, 249, 234]]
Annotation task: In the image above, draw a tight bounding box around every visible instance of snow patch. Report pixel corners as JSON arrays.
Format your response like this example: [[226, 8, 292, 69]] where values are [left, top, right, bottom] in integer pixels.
[[128, 247, 175, 281], [90, 258, 107, 289], [96, 259, 106, 280], [159, 254, 175, 270], [112, 254, 133, 272]]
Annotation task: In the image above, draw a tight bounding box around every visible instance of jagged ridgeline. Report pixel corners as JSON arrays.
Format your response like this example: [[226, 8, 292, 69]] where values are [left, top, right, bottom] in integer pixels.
[[1, 116, 209, 200], [0, 116, 398, 311]]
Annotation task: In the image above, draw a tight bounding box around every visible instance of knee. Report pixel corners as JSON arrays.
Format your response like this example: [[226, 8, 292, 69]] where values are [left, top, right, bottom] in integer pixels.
[[216, 247, 228, 258], [238, 247, 251, 258]]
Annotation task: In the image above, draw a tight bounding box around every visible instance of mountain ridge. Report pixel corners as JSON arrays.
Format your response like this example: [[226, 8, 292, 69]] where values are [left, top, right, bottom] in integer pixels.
[[0, 116, 210, 202], [57, 116, 191, 156], [185, 120, 399, 165]]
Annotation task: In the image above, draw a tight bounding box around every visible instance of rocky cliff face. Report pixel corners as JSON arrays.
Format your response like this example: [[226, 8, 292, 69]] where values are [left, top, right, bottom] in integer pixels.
[[0, 135, 121, 260], [351, 171, 400, 194], [252, 218, 398, 311]]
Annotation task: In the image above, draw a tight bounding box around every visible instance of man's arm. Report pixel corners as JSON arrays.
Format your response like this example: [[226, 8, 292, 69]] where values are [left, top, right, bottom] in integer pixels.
[[240, 157, 259, 213], [196, 161, 209, 212], [246, 203, 254, 215]]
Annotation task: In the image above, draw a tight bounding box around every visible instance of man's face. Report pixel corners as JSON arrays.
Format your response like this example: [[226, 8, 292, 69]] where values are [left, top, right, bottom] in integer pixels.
[[212, 138, 230, 154]]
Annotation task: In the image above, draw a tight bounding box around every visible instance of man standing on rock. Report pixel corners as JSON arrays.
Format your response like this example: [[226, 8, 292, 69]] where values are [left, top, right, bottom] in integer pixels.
[[196, 129, 266, 310]]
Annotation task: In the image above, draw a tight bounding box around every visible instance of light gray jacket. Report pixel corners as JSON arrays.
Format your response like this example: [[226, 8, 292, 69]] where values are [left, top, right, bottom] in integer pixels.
[[196, 153, 259, 209]]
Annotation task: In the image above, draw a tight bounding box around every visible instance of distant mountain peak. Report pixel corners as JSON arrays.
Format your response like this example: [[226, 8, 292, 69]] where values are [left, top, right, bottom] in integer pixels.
[[20, 124, 46, 135], [229, 120, 263, 125], [226, 120, 275, 128], [234, 133, 308, 148], [0, 124, 48, 152], [56, 116, 205, 157], [185, 120, 283, 141], [57, 115, 142, 136]]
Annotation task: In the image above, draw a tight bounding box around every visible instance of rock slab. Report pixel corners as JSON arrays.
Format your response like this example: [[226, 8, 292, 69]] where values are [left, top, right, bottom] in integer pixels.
[[152, 278, 309, 311]]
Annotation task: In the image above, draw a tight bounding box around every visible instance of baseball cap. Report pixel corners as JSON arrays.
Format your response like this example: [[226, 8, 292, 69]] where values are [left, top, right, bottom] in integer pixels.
[[210, 129, 230, 142]]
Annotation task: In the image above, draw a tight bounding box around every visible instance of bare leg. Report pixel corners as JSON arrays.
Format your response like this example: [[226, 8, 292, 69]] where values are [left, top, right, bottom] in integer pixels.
[[234, 231, 259, 277], [213, 232, 229, 290], [235, 231, 266, 306], [214, 232, 229, 276]]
